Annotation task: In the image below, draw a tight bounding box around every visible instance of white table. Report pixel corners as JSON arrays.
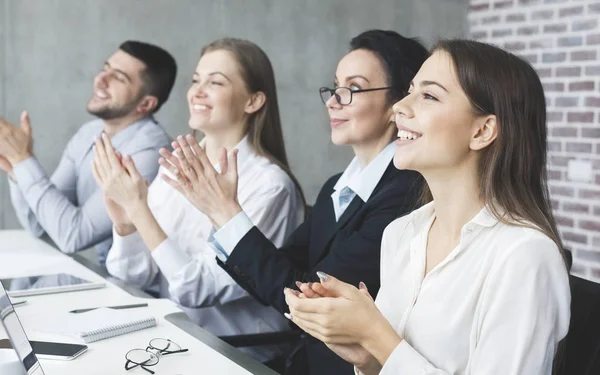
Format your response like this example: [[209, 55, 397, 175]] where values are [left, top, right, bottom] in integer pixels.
[[0, 230, 277, 375]]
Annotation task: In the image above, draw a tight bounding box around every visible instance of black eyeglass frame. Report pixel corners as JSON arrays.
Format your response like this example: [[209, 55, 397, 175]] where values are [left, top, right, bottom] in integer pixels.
[[124, 338, 189, 374], [319, 86, 393, 105]]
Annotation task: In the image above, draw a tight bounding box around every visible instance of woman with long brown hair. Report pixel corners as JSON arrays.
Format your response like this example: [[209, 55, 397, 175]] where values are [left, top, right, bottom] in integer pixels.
[[284, 39, 571, 374], [92, 38, 305, 362]]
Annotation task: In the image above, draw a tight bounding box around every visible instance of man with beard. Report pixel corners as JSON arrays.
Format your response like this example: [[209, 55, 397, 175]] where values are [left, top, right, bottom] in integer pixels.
[[0, 41, 175, 264]]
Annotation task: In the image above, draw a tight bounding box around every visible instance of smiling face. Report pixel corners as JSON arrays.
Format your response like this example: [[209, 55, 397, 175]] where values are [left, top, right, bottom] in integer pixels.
[[187, 49, 256, 132], [87, 49, 147, 120], [326, 49, 395, 148], [392, 50, 490, 173]]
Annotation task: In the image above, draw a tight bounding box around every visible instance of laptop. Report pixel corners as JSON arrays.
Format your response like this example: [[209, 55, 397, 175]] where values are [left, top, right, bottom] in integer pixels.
[[0, 282, 45, 375]]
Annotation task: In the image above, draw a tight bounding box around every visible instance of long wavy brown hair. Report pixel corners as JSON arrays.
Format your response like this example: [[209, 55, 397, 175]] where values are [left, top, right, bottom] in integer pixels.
[[421, 40, 564, 257], [423, 39, 566, 372], [196, 38, 304, 203]]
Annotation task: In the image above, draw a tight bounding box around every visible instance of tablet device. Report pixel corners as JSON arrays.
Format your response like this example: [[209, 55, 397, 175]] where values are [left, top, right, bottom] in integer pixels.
[[0, 283, 45, 374], [0, 274, 105, 297]]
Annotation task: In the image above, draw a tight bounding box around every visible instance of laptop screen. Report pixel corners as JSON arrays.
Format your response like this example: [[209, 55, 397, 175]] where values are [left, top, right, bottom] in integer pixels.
[[0, 283, 44, 375]]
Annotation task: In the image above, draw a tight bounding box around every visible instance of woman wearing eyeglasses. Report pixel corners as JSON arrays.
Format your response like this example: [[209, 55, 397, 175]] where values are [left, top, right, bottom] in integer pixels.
[[158, 29, 428, 375]]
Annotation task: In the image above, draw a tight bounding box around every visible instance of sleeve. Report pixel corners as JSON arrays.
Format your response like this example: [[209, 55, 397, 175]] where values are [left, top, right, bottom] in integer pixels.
[[379, 235, 571, 375], [152, 181, 302, 308], [105, 229, 159, 288], [10, 148, 161, 254], [8, 176, 45, 236], [220, 172, 419, 314]]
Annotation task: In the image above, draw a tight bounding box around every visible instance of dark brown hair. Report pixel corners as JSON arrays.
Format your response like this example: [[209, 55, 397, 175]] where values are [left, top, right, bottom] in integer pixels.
[[424, 39, 564, 256], [198, 38, 304, 202]]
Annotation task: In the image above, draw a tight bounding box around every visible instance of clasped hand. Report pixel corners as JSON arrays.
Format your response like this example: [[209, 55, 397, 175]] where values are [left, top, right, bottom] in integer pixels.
[[158, 134, 242, 228], [0, 111, 34, 173]]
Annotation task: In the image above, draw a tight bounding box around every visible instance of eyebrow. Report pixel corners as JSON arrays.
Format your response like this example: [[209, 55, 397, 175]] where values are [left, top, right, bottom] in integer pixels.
[[194, 71, 231, 82], [334, 74, 370, 84], [410, 80, 449, 93], [105, 62, 132, 83]]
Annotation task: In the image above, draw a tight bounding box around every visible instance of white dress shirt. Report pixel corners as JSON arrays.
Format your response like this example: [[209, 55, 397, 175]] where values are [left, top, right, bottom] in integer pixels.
[[9, 117, 170, 263], [105, 135, 305, 362], [330, 141, 395, 221], [370, 202, 570, 375], [213, 141, 396, 258]]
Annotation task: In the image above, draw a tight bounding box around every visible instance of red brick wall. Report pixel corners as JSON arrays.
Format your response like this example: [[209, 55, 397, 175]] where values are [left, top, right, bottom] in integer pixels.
[[469, 0, 600, 281]]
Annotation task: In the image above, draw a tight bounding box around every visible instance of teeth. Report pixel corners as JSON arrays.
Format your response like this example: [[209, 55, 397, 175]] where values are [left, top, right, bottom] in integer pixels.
[[96, 91, 108, 99], [193, 104, 208, 110], [397, 130, 421, 140]]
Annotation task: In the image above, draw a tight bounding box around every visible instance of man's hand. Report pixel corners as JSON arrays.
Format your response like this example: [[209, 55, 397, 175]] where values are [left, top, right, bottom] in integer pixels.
[[0, 111, 34, 165]]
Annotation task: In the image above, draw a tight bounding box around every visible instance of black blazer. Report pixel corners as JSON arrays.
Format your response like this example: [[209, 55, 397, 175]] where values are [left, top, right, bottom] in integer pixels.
[[218, 163, 423, 375]]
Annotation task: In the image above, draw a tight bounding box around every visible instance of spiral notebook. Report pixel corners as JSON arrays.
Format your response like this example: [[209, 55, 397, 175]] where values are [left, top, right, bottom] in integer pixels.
[[32, 307, 157, 343]]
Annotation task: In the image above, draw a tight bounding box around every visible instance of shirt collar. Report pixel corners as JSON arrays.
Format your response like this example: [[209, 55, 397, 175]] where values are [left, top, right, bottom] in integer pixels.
[[410, 201, 499, 229], [333, 141, 395, 202], [98, 116, 155, 150]]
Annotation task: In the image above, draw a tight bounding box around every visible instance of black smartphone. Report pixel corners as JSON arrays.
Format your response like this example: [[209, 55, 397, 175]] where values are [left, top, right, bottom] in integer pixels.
[[0, 339, 87, 360]]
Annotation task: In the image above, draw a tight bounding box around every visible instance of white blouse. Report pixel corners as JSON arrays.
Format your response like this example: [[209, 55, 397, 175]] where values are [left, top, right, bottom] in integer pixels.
[[372, 202, 570, 374], [105, 136, 305, 362]]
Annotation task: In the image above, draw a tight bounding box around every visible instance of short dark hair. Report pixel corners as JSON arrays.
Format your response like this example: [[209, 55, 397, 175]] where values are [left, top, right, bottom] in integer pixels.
[[119, 40, 177, 113], [349, 30, 429, 104]]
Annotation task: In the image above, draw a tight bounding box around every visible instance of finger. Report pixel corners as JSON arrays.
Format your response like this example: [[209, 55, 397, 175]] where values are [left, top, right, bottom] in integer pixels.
[[91, 161, 103, 186], [20, 111, 31, 136], [358, 282, 374, 302], [158, 157, 183, 179], [177, 135, 203, 173], [181, 135, 212, 172], [316, 272, 357, 298], [228, 148, 239, 179], [159, 148, 183, 170], [160, 173, 185, 195], [102, 133, 121, 169], [285, 288, 336, 314], [309, 282, 334, 298], [94, 136, 110, 173], [122, 155, 142, 181], [218, 147, 228, 175], [174, 137, 199, 180], [171, 140, 180, 150], [287, 313, 350, 344], [297, 282, 320, 299]]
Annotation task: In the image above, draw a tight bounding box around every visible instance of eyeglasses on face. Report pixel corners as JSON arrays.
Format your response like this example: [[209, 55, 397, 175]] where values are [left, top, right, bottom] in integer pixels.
[[319, 86, 393, 105], [125, 338, 189, 374]]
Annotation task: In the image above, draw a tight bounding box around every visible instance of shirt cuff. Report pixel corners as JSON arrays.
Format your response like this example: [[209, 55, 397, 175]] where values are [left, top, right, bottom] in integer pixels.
[[111, 227, 146, 256], [380, 340, 434, 375], [151, 237, 191, 276], [12, 156, 47, 190], [213, 211, 255, 259]]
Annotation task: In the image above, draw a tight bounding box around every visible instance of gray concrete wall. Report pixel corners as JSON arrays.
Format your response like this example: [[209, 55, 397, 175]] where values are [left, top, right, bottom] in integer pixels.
[[0, 0, 466, 229]]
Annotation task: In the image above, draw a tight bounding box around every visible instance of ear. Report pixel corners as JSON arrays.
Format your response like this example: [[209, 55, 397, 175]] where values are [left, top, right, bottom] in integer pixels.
[[137, 95, 159, 115], [244, 91, 266, 115], [470, 115, 497, 151]]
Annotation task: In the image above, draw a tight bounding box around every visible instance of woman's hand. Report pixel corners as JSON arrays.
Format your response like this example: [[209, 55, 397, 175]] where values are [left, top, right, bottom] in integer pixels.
[[284, 273, 402, 368], [91, 134, 148, 218], [158, 134, 242, 228], [292, 278, 380, 372]]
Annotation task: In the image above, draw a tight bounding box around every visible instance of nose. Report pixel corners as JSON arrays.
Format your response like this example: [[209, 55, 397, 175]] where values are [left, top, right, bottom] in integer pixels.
[[189, 80, 208, 99], [94, 71, 109, 89], [326, 93, 342, 110], [392, 93, 414, 120]]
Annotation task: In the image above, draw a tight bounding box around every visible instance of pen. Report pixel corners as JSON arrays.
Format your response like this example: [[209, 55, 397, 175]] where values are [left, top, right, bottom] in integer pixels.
[[69, 302, 149, 314]]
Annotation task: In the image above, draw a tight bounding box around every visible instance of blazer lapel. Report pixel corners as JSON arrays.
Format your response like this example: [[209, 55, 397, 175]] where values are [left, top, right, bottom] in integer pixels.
[[311, 195, 364, 265]]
